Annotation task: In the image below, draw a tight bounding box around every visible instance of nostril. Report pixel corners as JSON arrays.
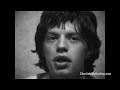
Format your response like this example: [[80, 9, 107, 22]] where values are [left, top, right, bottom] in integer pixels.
[[56, 47, 68, 53]]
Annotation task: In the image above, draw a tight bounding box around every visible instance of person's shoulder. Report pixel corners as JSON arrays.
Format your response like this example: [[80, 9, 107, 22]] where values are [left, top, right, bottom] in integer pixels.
[[25, 73, 49, 79], [37, 73, 50, 79], [85, 75, 95, 79], [25, 75, 37, 79]]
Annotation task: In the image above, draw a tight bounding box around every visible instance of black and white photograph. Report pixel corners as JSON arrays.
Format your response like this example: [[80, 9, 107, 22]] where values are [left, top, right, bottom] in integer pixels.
[[15, 11, 106, 79]]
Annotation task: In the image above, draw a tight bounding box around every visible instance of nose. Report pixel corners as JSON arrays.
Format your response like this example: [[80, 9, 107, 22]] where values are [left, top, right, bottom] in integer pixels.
[[56, 36, 68, 53]]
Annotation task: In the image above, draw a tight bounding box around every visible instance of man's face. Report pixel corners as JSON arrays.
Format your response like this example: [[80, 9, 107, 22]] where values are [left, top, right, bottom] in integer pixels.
[[43, 22, 87, 79]]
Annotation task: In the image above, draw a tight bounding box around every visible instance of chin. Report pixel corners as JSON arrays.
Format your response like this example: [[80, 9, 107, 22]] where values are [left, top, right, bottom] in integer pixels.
[[56, 70, 75, 77]]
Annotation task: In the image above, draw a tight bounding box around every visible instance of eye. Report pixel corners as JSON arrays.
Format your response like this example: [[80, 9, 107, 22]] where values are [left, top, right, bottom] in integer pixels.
[[47, 34, 57, 41], [70, 35, 80, 41], [71, 36, 79, 40]]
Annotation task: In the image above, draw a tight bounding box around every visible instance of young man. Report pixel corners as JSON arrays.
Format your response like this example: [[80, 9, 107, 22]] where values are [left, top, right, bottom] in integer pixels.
[[26, 11, 101, 79]]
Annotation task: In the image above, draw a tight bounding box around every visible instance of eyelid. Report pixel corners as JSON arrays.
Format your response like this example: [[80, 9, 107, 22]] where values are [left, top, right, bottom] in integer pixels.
[[46, 33, 58, 40], [47, 32, 58, 37], [72, 35, 79, 38], [71, 35, 80, 40], [67, 34, 79, 39], [68, 34, 81, 43], [47, 34, 55, 38]]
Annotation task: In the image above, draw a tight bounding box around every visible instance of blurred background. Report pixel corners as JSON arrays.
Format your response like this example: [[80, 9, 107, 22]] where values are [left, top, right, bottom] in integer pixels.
[[15, 11, 105, 79]]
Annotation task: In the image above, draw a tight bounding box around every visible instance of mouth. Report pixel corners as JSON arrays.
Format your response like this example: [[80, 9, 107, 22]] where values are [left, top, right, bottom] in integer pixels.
[[54, 55, 71, 63], [54, 55, 71, 69]]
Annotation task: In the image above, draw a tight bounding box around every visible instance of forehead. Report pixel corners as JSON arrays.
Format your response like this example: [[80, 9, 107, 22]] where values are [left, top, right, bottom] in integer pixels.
[[48, 22, 79, 33]]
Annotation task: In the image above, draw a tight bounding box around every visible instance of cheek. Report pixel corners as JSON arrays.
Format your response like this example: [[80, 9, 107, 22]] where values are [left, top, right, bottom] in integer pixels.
[[70, 46, 86, 72], [75, 47, 86, 59], [43, 43, 56, 62], [70, 44, 87, 65]]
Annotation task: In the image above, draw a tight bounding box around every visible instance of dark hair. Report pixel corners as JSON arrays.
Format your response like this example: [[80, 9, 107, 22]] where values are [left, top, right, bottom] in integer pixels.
[[32, 11, 101, 73]]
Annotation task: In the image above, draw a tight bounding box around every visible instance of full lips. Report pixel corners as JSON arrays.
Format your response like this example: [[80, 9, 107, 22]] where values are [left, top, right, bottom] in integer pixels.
[[54, 55, 71, 62], [53, 55, 72, 70]]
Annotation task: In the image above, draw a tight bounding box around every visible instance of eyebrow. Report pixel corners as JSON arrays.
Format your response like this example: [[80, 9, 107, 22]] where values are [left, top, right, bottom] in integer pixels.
[[47, 31, 79, 35], [46, 32, 59, 36], [66, 32, 79, 36]]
